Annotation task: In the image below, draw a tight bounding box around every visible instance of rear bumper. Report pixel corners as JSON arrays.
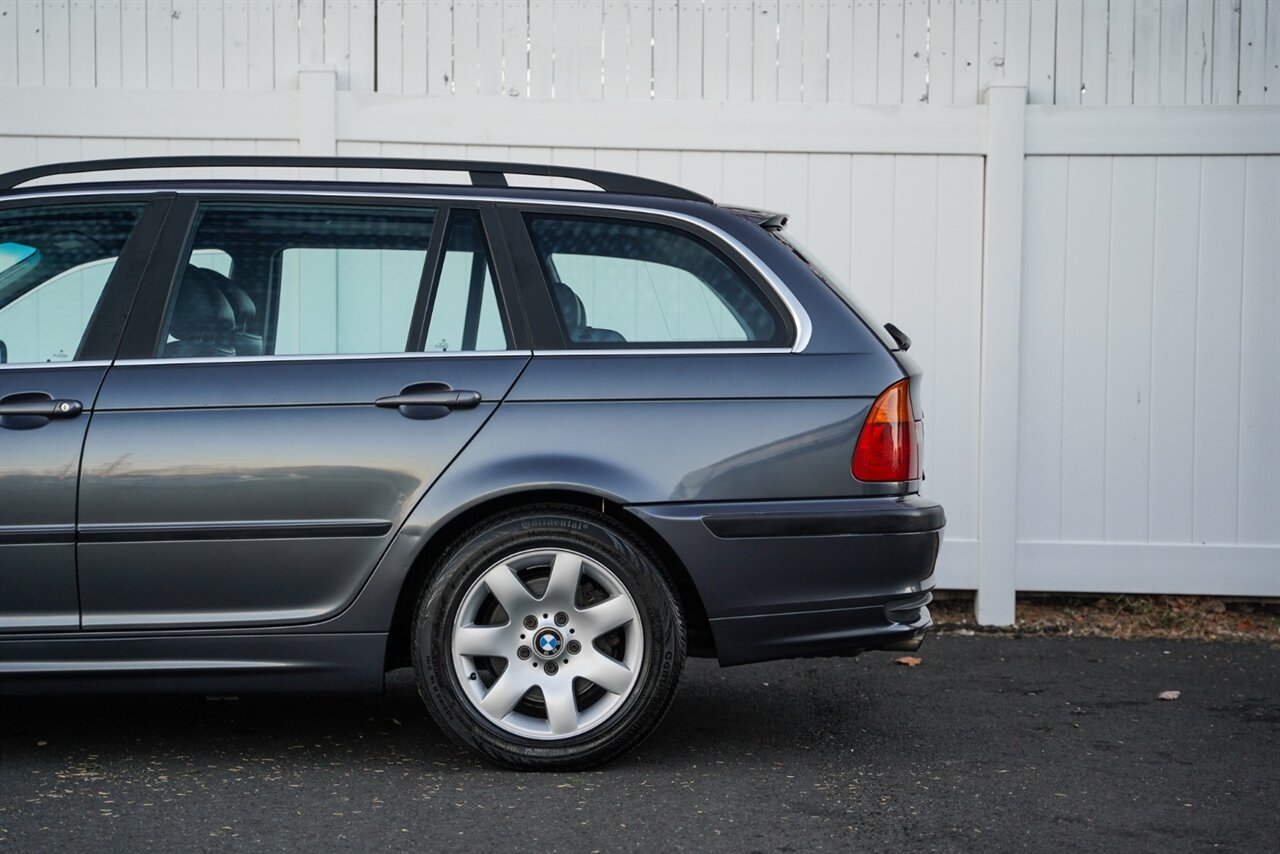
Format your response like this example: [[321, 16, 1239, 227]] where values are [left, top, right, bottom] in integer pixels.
[[627, 495, 943, 666]]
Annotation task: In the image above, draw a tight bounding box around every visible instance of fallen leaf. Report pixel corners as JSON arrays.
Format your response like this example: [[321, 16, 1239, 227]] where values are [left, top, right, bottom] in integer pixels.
[[894, 656, 923, 667], [1158, 690, 1181, 701], [1237, 619, 1257, 632]]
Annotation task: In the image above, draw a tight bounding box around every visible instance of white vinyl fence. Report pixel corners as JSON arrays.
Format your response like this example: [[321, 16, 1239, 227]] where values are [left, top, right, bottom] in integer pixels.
[[1, 0, 1277, 623]]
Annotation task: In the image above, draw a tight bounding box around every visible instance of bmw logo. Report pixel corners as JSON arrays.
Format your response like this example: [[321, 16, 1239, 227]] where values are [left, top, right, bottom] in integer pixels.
[[534, 628, 563, 658]]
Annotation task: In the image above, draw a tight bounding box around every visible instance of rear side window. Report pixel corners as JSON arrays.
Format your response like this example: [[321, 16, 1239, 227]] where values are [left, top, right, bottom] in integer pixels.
[[524, 214, 786, 348], [159, 203, 438, 358], [423, 210, 509, 352], [0, 203, 143, 364]]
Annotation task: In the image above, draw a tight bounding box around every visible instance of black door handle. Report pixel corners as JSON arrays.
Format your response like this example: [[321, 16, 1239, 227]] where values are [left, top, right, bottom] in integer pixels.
[[374, 389, 482, 410], [0, 395, 83, 419]]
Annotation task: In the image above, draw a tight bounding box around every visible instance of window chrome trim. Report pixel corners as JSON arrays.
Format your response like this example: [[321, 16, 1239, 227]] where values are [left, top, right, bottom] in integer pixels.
[[531, 348, 793, 356], [0, 187, 813, 353], [0, 359, 112, 370], [114, 350, 532, 367]]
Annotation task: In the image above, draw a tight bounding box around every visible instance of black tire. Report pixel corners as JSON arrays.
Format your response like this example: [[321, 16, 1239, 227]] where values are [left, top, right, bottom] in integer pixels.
[[412, 504, 686, 770]]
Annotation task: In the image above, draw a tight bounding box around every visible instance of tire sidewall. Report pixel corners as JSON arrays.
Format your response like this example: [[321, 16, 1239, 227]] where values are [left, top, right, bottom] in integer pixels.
[[413, 507, 683, 767]]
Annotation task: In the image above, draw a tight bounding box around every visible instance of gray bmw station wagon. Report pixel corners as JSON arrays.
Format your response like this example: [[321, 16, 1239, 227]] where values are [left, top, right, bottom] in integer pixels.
[[0, 157, 943, 768]]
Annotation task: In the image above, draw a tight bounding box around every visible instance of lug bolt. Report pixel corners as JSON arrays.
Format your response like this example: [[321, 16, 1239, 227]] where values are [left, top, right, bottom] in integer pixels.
[[554, 612, 568, 626], [517, 646, 532, 660], [523, 615, 537, 630], [567, 640, 581, 655], [544, 662, 558, 675]]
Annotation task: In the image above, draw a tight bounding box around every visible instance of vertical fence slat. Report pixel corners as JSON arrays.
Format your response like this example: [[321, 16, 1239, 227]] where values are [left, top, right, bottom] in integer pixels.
[[702, 0, 729, 101], [933, 155, 984, 549], [1237, 0, 1267, 104], [952, 0, 980, 104], [247, 0, 274, 90], [752, 0, 778, 101], [1210, 0, 1241, 103], [1267, 0, 1280, 104], [349, 0, 376, 91], [1060, 157, 1112, 541], [827, 0, 853, 102], [377, 0, 404, 94], [92, 0, 119, 87], [651, 0, 677, 98], [478, 0, 503, 96], [1185, 0, 1214, 104], [15, 0, 43, 87], [196, 0, 224, 89], [726, 0, 753, 100], [1002, 0, 1031, 88], [603, 0, 629, 100], [902, 0, 928, 103], [678, 0, 704, 98], [1103, 158, 1157, 542], [171, 0, 199, 89], [452, 0, 478, 96], [977, 0, 1005, 95], [851, 0, 879, 102], [1160, 0, 1188, 104], [1107, 0, 1136, 104], [1236, 156, 1280, 543], [273, 0, 299, 90], [1080, 0, 1108, 103], [777, 0, 804, 101], [801, 0, 829, 103], [1018, 158, 1069, 544], [120, 0, 147, 89], [397, 0, 424, 94], [1192, 156, 1247, 544], [43, 0, 71, 87], [1133, 0, 1162, 104], [876, 0, 904, 104], [626, 0, 654, 100], [223, 0, 248, 90], [0, 0, 17, 87], [1025, 0, 1054, 103], [147, 0, 175, 89], [426, 0, 452, 95], [1054, 0, 1083, 105], [1147, 157, 1201, 542], [927, 0, 956, 104], [498, 0, 525, 98]]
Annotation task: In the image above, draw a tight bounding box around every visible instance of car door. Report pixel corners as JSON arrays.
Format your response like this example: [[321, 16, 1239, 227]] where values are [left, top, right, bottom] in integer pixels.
[[0, 196, 167, 632], [76, 197, 528, 630]]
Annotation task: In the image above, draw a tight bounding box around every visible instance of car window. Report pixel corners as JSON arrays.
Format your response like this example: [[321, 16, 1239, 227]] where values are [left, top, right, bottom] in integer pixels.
[[423, 210, 509, 352], [159, 203, 438, 358], [0, 203, 144, 364], [524, 214, 785, 348]]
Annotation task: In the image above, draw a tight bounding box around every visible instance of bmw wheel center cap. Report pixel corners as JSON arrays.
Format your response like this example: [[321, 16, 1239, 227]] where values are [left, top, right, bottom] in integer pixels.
[[534, 628, 564, 658]]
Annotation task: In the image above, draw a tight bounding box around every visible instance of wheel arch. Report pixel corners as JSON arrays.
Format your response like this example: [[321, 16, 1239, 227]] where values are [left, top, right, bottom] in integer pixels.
[[383, 488, 715, 671]]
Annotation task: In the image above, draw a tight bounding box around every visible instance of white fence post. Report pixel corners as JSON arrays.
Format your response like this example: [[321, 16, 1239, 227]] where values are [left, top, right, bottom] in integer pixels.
[[975, 83, 1028, 626], [298, 67, 337, 156]]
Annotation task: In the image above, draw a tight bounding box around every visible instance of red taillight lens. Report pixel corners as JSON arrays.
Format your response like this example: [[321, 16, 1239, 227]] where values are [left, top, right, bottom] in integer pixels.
[[852, 379, 922, 482]]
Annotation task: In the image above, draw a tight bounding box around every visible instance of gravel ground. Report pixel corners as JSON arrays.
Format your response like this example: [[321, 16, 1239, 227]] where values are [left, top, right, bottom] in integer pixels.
[[1, 634, 1277, 852]]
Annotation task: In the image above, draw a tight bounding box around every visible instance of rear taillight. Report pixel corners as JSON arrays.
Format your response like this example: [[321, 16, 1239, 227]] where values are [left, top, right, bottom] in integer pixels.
[[852, 379, 922, 482]]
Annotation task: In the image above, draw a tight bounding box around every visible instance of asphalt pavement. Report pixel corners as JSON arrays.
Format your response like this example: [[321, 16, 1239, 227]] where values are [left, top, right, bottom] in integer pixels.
[[1, 633, 1276, 852]]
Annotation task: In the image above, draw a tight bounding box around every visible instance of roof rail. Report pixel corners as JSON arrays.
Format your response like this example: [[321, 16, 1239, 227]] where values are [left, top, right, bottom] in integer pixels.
[[0, 155, 713, 203]]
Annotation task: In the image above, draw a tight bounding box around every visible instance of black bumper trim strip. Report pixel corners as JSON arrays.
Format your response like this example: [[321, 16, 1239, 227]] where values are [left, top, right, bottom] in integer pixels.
[[703, 499, 945, 538]]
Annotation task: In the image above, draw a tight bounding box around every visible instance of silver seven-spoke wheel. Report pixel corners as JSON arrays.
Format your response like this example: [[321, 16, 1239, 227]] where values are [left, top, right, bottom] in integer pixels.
[[450, 548, 644, 740]]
